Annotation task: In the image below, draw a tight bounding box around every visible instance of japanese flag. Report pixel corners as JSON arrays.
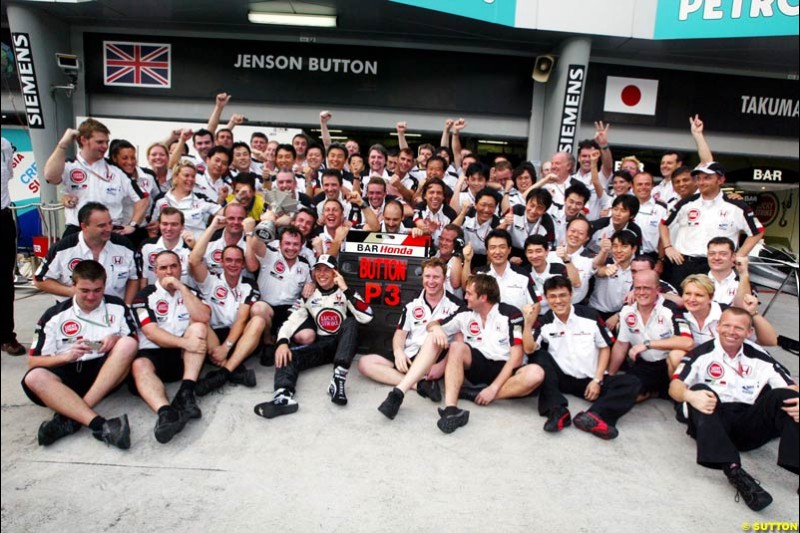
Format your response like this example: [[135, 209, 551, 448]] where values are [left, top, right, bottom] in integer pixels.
[[603, 76, 659, 115]]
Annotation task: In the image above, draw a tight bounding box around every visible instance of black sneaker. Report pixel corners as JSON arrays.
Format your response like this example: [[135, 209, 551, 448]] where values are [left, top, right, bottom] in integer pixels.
[[154, 406, 188, 444], [728, 467, 773, 511], [229, 365, 257, 388], [436, 408, 470, 434], [172, 388, 202, 419], [378, 388, 404, 420], [195, 369, 229, 396], [573, 411, 619, 440], [457, 385, 486, 403], [37, 413, 81, 446], [543, 407, 572, 433], [328, 367, 348, 406], [254, 389, 298, 419], [260, 345, 276, 367], [92, 415, 131, 450], [416, 380, 442, 403]]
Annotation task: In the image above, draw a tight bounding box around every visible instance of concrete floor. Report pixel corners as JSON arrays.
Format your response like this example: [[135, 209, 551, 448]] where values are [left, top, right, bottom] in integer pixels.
[[2, 287, 798, 533]]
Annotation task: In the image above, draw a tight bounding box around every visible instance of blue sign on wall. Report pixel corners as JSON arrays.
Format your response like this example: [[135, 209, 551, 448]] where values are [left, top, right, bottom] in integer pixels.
[[654, 0, 799, 39], [389, 0, 517, 27]]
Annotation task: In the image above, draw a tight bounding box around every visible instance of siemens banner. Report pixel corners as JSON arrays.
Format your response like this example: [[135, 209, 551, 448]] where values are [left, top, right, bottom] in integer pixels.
[[654, 0, 799, 39]]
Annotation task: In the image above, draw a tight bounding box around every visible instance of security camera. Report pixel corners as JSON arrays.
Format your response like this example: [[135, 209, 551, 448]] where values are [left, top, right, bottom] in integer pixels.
[[55, 53, 79, 73]]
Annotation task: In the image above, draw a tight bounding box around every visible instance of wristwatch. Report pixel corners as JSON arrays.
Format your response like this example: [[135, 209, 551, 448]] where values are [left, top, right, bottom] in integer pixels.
[[592, 378, 603, 386], [225, 340, 234, 348], [644, 340, 652, 350]]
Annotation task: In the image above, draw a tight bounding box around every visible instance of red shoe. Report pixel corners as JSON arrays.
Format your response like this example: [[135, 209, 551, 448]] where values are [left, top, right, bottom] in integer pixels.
[[573, 411, 619, 440]]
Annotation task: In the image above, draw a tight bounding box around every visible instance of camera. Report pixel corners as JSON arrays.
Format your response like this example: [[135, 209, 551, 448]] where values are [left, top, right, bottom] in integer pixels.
[[56, 53, 79, 72]]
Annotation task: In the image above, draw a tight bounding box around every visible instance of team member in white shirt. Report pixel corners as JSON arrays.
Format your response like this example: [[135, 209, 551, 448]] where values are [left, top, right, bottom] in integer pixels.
[[413, 178, 458, 243], [661, 161, 763, 288], [632, 172, 668, 258], [44, 119, 148, 236], [139, 207, 193, 288], [193, 146, 232, 202], [189, 215, 268, 395], [507, 188, 556, 262], [527, 276, 641, 439], [454, 188, 503, 269], [244, 219, 313, 356], [522, 235, 579, 314], [150, 159, 221, 239], [669, 306, 798, 512], [131, 251, 210, 443], [24, 260, 137, 449], [201, 203, 247, 276], [416, 274, 544, 433], [35, 202, 140, 304], [589, 230, 638, 327], [465, 229, 536, 313], [610, 270, 693, 400], [706, 237, 753, 306], [548, 217, 596, 305], [367, 258, 463, 414]]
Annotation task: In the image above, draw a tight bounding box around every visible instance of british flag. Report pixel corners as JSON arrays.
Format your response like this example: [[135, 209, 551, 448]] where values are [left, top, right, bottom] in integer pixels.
[[103, 41, 171, 88]]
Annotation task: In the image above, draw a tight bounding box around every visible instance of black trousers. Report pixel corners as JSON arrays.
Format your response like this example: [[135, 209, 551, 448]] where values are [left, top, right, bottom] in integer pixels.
[[664, 255, 708, 291], [0, 208, 18, 344], [687, 384, 799, 474], [274, 316, 359, 394], [532, 350, 641, 426]]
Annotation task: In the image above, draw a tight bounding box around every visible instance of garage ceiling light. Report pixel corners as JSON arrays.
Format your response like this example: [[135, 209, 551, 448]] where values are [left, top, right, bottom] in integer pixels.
[[248, 12, 337, 27]]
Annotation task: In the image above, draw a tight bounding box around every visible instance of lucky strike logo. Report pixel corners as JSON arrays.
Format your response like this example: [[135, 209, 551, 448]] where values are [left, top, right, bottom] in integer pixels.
[[155, 299, 169, 316], [413, 307, 425, 320], [688, 209, 700, 221], [149, 253, 158, 266], [215, 286, 228, 299], [212, 249, 223, 264], [468, 321, 481, 335], [70, 169, 87, 183], [317, 309, 342, 333], [68, 258, 83, 271], [707, 361, 725, 379], [274, 261, 286, 274], [61, 320, 81, 337], [625, 313, 637, 327]]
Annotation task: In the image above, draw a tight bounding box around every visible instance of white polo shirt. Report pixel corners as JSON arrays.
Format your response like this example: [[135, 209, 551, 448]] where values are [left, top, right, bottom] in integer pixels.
[[30, 295, 136, 361], [62, 155, 144, 226], [398, 290, 463, 358], [476, 262, 536, 313], [198, 273, 260, 329], [439, 303, 523, 362], [194, 172, 231, 199], [256, 244, 312, 307], [617, 296, 692, 362], [548, 247, 596, 304], [634, 197, 669, 254], [462, 214, 499, 256], [508, 206, 556, 251], [150, 190, 220, 238], [522, 261, 568, 314], [673, 339, 794, 405], [413, 203, 457, 243], [139, 237, 193, 287], [535, 305, 614, 379], [35, 232, 140, 302], [588, 261, 633, 314], [132, 281, 205, 350], [203, 229, 247, 277], [710, 270, 740, 305], [662, 191, 763, 257]]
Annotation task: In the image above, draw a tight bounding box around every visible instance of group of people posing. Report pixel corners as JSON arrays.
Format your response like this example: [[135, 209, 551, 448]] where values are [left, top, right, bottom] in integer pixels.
[[19, 93, 797, 512]]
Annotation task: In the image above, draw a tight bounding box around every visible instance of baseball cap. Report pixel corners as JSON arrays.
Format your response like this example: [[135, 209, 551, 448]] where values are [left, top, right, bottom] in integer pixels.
[[691, 161, 726, 177], [314, 254, 337, 270]]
